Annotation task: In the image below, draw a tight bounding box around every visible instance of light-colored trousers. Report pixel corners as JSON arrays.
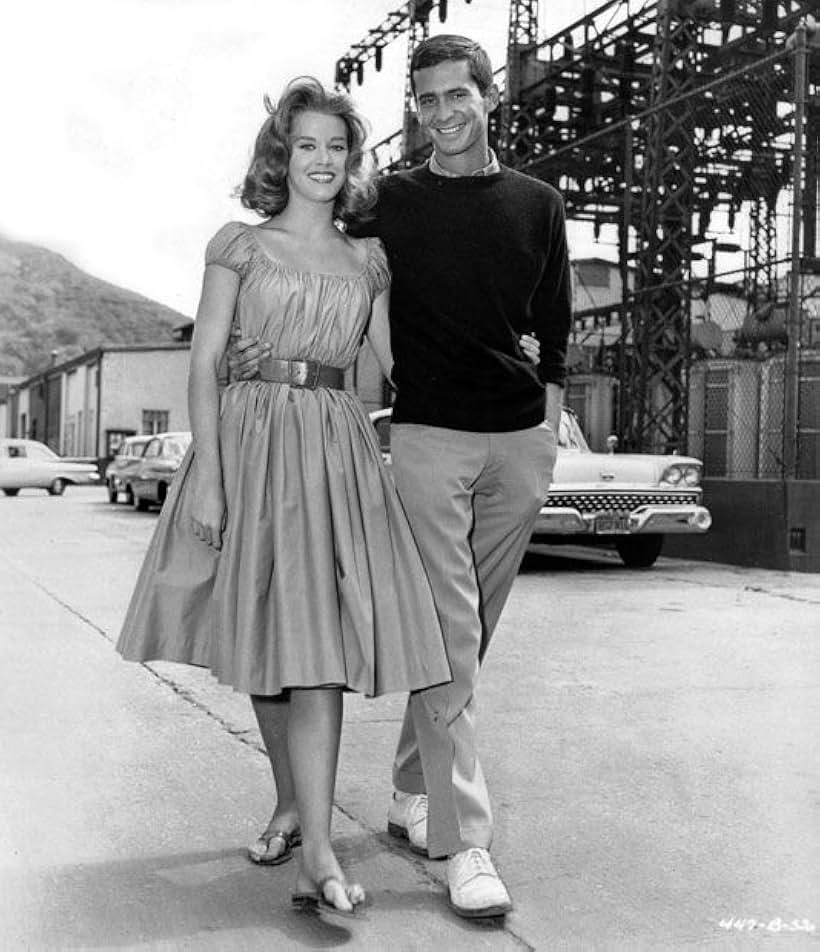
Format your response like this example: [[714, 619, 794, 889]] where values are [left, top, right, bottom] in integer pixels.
[[390, 422, 557, 859]]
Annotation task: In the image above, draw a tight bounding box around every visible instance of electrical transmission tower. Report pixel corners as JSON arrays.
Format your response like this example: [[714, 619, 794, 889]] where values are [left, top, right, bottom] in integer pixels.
[[628, 1, 703, 453], [333, 0, 818, 456], [501, 1, 541, 161]]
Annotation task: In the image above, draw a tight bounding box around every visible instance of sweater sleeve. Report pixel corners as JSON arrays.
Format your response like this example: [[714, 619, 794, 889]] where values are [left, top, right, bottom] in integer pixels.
[[532, 194, 572, 387]]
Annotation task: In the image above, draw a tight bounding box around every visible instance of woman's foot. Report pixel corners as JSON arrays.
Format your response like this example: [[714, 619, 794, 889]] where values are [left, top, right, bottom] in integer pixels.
[[293, 846, 366, 915], [248, 807, 301, 865]]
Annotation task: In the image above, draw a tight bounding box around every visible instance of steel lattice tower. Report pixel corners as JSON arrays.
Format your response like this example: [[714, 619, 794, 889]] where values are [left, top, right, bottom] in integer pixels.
[[333, 0, 818, 454], [628, 1, 703, 452], [501, 1, 541, 162], [401, 2, 434, 159]]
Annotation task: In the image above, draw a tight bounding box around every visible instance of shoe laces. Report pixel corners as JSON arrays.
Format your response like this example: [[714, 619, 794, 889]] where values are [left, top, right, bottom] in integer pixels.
[[457, 847, 495, 880], [407, 794, 428, 826]]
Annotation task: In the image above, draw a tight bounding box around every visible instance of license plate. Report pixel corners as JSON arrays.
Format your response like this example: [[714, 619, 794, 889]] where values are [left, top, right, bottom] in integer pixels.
[[595, 513, 631, 534]]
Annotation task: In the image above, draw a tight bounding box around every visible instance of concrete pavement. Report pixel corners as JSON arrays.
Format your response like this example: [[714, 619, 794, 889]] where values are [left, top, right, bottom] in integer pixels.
[[1, 487, 819, 950]]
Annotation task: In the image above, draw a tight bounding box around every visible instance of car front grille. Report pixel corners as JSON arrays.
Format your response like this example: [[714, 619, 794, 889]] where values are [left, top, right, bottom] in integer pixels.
[[545, 490, 700, 514]]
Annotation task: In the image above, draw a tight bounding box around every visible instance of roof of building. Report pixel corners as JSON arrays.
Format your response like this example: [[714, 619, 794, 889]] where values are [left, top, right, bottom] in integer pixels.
[[10, 342, 191, 389]]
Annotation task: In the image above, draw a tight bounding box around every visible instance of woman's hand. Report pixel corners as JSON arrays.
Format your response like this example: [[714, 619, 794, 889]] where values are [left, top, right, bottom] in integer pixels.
[[190, 474, 226, 550], [227, 332, 270, 381], [520, 333, 541, 365]]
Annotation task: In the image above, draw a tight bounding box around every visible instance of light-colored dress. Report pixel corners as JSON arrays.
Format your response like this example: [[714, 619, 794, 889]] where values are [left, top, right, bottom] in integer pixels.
[[116, 221, 451, 697]]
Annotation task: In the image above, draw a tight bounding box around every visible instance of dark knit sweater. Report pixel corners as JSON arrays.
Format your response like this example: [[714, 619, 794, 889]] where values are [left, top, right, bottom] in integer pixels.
[[350, 164, 572, 432]]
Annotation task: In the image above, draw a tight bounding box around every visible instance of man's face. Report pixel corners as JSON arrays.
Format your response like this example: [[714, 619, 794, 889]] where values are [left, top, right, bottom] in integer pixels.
[[412, 59, 498, 172]]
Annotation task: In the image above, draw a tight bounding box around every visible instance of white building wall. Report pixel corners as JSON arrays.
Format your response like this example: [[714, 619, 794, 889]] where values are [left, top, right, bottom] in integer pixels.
[[18, 389, 30, 440], [98, 348, 191, 455], [62, 365, 88, 456], [84, 363, 98, 456]]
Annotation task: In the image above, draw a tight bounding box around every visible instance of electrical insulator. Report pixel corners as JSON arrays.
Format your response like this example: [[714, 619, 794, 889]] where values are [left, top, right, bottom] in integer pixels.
[[719, 0, 736, 22], [357, 62, 364, 85], [334, 62, 348, 87], [580, 66, 599, 130], [761, 0, 777, 32], [411, 0, 433, 24], [375, 46, 383, 71], [439, 0, 448, 22], [618, 41, 634, 105], [543, 86, 557, 118], [581, 65, 595, 98]]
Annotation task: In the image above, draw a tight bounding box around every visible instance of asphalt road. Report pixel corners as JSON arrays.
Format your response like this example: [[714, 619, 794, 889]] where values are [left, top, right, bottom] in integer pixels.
[[1, 486, 818, 951]]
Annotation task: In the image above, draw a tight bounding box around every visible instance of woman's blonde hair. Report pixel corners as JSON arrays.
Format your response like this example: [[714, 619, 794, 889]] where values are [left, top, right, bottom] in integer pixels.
[[239, 77, 376, 222]]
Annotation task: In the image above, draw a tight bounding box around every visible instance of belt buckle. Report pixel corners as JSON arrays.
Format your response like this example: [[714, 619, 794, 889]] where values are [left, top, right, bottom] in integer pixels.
[[289, 359, 319, 389]]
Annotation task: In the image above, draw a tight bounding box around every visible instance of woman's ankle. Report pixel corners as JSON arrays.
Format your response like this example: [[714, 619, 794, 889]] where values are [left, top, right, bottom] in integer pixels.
[[265, 804, 299, 832]]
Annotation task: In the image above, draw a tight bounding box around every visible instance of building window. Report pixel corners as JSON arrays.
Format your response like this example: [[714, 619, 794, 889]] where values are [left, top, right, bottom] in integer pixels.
[[142, 410, 169, 435]]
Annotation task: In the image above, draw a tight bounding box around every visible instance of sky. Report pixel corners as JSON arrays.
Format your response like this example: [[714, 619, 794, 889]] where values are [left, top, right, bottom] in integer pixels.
[[1, 0, 589, 318]]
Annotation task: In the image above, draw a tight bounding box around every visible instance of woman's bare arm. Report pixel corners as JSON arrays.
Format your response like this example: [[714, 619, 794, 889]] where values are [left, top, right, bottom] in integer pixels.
[[187, 263, 239, 549], [365, 289, 394, 384]]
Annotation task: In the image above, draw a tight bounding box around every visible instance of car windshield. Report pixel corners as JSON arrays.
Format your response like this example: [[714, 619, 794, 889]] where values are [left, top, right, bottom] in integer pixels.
[[558, 412, 590, 452], [164, 436, 191, 459]]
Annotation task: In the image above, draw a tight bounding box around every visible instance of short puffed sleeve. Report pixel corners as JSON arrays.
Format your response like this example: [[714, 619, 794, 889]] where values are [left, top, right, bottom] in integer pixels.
[[364, 237, 391, 296], [204, 222, 251, 277]]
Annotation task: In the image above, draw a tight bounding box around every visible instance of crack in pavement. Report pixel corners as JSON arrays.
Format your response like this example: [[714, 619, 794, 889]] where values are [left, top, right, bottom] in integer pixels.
[[651, 570, 820, 606]]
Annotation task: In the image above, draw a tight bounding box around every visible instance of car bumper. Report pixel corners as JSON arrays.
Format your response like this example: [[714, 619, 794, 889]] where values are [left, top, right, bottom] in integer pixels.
[[532, 504, 712, 536]]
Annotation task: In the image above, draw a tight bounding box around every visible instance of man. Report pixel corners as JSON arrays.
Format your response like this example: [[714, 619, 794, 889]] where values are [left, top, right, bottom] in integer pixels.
[[236, 35, 571, 918]]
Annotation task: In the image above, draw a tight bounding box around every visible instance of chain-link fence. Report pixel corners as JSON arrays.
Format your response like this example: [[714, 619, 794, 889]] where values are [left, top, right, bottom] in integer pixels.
[[681, 42, 816, 480]]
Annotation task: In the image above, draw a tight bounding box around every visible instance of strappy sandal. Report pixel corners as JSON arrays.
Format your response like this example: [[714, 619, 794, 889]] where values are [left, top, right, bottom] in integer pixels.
[[247, 828, 302, 866], [291, 876, 367, 919]]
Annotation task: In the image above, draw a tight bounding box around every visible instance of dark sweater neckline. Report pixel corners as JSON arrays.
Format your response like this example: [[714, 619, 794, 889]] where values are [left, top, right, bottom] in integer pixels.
[[414, 164, 508, 188]]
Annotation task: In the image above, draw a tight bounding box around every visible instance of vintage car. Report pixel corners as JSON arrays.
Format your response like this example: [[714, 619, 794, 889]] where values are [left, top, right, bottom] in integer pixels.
[[0, 438, 101, 496], [531, 408, 711, 567], [105, 435, 152, 504], [369, 407, 711, 569], [130, 431, 192, 511]]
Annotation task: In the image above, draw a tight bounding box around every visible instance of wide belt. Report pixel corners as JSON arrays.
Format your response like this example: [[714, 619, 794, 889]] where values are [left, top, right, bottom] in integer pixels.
[[257, 357, 345, 390]]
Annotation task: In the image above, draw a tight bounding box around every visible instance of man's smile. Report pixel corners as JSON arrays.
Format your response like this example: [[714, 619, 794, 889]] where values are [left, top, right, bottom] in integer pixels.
[[434, 123, 466, 136]]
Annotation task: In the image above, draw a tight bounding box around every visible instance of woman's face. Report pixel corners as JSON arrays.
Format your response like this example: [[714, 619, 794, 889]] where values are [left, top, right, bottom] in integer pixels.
[[287, 110, 350, 205]]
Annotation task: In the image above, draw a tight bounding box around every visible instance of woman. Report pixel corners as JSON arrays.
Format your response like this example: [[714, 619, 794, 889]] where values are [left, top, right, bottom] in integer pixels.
[[117, 77, 452, 915]]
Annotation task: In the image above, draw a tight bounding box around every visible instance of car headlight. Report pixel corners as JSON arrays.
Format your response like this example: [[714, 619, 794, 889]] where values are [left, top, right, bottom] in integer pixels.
[[660, 463, 701, 487], [661, 464, 682, 485]]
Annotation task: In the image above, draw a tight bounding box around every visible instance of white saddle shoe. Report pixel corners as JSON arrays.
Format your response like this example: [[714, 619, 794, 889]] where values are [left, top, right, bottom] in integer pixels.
[[387, 791, 429, 856], [447, 848, 513, 918]]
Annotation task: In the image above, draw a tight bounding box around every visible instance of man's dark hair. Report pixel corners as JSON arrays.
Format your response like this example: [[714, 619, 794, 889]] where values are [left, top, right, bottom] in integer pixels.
[[410, 34, 494, 96]]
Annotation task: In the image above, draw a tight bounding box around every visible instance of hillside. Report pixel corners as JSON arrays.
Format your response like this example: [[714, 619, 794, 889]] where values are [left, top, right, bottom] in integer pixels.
[[0, 234, 191, 376]]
